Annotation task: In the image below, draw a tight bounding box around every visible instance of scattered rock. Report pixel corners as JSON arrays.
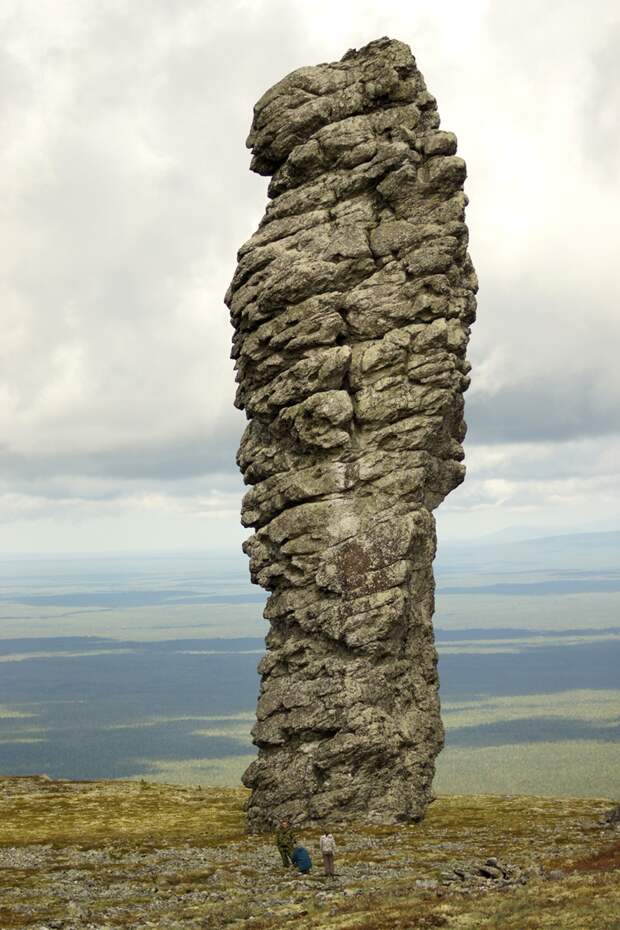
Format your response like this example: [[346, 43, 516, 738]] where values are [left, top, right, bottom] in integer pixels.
[[2, 778, 615, 929], [601, 804, 620, 827], [439, 856, 534, 891], [416, 879, 439, 890]]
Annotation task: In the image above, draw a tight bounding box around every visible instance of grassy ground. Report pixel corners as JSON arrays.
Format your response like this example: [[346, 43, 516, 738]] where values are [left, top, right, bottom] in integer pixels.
[[0, 776, 618, 929]]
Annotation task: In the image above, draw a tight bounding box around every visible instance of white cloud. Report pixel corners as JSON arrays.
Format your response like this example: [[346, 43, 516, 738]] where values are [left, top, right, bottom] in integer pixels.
[[1, 0, 619, 550]]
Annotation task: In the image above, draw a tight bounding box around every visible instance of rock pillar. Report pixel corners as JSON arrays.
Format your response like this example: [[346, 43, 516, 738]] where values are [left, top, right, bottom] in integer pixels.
[[225, 37, 477, 831]]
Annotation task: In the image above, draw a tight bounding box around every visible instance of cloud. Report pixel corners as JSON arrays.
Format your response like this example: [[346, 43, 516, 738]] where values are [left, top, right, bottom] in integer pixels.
[[0, 486, 243, 525], [0, 424, 242, 482], [464, 269, 620, 444], [466, 357, 620, 445], [585, 22, 620, 179], [463, 437, 620, 483], [1, 0, 619, 547], [438, 435, 620, 541], [0, 0, 304, 479]]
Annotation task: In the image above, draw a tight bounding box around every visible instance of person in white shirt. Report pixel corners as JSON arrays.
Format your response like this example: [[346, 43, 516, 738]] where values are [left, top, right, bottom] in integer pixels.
[[319, 830, 336, 877]]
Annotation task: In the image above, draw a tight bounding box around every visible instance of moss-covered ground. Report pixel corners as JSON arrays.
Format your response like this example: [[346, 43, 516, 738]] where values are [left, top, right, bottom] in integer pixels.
[[0, 776, 618, 929]]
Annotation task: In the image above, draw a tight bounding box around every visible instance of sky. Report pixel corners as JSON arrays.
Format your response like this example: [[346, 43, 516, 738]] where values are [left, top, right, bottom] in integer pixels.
[[1, 0, 619, 554]]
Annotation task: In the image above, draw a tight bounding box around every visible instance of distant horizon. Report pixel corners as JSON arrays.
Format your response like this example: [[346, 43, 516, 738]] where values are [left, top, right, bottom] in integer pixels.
[[1, 522, 618, 559]]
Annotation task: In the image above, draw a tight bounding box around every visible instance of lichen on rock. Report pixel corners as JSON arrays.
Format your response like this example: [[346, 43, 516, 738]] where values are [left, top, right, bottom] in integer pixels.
[[225, 36, 478, 832]]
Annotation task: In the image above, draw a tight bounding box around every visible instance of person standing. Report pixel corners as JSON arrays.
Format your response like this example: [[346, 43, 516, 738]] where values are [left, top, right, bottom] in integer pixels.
[[275, 819, 297, 867], [320, 829, 336, 877]]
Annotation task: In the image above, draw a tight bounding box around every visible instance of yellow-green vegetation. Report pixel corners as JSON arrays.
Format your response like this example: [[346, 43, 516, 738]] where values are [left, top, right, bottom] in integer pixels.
[[435, 740, 620, 797], [436, 590, 620, 631], [0, 649, 138, 663], [107, 712, 256, 731], [0, 776, 618, 929], [0, 708, 36, 720], [0, 601, 263, 640], [438, 632, 620, 654], [435, 688, 620, 798], [0, 777, 245, 849], [132, 754, 258, 786], [442, 689, 620, 727]]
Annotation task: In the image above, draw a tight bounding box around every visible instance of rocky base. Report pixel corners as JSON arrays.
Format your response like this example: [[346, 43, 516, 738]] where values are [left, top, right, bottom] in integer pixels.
[[226, 36, 477, 831], [1, 777, 618, 930]]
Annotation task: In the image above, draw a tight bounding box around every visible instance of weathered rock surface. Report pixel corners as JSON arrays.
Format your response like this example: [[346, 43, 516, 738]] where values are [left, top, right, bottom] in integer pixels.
[[225, 37, 477, 832]]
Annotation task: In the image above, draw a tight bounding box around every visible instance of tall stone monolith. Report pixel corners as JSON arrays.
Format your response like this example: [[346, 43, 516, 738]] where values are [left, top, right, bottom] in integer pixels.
[[225, 37, 477, 831]]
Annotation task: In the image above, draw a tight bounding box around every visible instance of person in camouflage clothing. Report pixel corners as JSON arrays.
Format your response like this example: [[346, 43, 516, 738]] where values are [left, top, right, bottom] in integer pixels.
[[275, 819, 297, 867]]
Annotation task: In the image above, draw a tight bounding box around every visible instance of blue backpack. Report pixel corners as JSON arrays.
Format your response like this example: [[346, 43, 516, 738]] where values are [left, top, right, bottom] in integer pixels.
[[291, 846, 312, 873]]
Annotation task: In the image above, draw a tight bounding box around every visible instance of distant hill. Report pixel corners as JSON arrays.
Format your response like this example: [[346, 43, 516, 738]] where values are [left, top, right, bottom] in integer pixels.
[[437, 530, 620, 574]]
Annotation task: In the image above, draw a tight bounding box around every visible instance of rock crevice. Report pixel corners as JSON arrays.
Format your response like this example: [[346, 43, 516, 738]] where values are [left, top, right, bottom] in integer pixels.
[[225, 37, 477, 831]]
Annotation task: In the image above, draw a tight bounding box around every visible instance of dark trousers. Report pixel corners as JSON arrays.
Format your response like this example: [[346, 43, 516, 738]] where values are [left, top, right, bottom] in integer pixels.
[[278, 846, 291, 866], [322, 851, 335, 876]]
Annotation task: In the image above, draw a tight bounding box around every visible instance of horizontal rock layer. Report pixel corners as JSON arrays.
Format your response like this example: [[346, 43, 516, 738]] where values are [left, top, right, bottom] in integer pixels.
[[225, 36, 477, 832]]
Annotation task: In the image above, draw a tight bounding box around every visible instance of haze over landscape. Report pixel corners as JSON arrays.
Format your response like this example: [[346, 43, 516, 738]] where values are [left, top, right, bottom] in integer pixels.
[[1, 1, 618, 801], [1, 530, 618, 797]]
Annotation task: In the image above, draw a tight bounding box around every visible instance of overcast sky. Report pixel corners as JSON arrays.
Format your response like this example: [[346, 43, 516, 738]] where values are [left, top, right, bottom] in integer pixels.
[[1, 0, 619, 554]]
